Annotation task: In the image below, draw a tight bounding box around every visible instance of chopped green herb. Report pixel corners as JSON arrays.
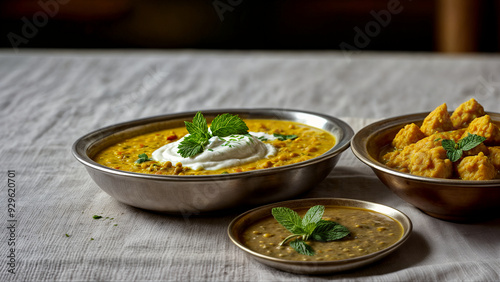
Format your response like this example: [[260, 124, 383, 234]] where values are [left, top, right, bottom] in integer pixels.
[[90, 238, 94, 241], [114, 224, 118, 226], [440, 133, 487, 162], [135, 153, 152, 164], [271, 205, 350, 256], [93, 215, 103, 220], [246, 134, 255, 143], [65, 234, 70, 237], [273, 133, 298, 141]]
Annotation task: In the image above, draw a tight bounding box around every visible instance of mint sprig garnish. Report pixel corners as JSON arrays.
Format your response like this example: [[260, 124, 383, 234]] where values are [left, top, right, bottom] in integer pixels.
[[271, 205, 350, 256], [177, 112, 249, 158], [135, 153, 152, 164], [439, 133, 487, 162]]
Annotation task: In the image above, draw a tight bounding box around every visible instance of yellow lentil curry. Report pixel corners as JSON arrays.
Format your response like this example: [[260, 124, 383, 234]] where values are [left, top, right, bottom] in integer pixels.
[[93, 119, 336, 175], [242, 206, 403, 261], [381, 99, 500, 180]]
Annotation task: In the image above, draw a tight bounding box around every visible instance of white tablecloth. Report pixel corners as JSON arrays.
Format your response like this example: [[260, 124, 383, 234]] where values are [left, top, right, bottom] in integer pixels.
[[1, 49, 499, 281]]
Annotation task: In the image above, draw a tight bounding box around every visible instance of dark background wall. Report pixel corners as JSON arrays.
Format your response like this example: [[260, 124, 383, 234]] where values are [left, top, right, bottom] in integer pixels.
[[1, 0, 498, 52]]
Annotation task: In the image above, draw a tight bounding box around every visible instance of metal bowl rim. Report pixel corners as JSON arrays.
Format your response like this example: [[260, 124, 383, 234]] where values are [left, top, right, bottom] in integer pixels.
[[351, 111, 500, 187], [72, 108, 354, 181], [227, 197, 412, 266]]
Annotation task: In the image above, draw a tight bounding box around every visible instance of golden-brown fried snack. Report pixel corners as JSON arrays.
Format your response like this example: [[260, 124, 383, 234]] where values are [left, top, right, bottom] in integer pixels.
[[420, 103, 454, 136], [409, 147, 453, 178], [462, 115, 500, 145], [392, 123, 426, 150], [450, 98, 485, 129], [381, 99, 498, 180], [382, 150, 405, 171], [382, 143, 416, 172], [384, 129, 462, 171], [457, 152, 497, 180], [488, 146, 500, 170]]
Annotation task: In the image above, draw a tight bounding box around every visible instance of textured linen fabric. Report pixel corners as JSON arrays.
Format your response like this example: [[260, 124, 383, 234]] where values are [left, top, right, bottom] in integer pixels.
[[0, 49, 500, 281]]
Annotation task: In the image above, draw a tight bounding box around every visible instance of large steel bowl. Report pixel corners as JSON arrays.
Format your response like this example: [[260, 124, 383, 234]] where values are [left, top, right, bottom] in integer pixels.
[[72, 108, 353, 215], [351, 112, 500, 221]]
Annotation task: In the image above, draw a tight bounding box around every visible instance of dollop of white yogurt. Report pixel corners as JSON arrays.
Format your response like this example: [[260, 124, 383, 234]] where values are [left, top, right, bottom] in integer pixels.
[[152, 132, 278, 171]]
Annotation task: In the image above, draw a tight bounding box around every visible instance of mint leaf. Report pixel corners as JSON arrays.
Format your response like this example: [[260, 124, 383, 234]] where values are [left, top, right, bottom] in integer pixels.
[[135, 153, 152, 164], [290, 239, 315, 256], [440, 133, 486, 162], [441, 139, 462, 162], [210, 113, 248, 137], [459, 133, 486, 151], [447, 149, 463, 162], [177, 135, 207, 158], [178, 112, 211, 158], [273, 133, 298, 141], [302, 223, 317, 240], [311, 220, 350, 242], [272, 205, 350, 256], [184, 112, 210, 139], [301, 205, 324, 227], [271, 207, 303, 234], [441, 139, 457, 151]]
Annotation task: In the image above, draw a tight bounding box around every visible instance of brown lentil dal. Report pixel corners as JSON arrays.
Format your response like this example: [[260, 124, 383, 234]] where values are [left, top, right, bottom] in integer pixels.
[[241, 206, 403, 261]]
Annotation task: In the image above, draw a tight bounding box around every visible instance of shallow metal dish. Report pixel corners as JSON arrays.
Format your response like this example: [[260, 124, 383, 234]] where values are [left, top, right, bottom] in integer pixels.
[[227, 198, 412, 275], [72, 108, 353, 214], [351, 112, 500, 221]]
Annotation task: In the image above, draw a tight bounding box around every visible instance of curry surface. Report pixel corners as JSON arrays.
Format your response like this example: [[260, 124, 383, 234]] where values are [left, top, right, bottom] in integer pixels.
[[241, 206, 403, 261], [93, 119, 336, 175]]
